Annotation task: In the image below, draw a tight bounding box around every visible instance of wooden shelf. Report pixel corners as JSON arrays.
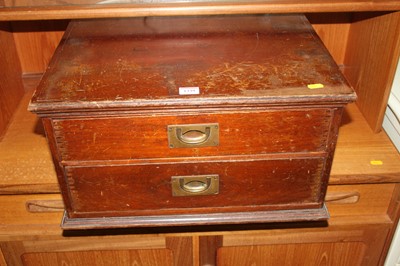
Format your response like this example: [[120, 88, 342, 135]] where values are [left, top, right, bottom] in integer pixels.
[[1, 0, 400, 21], [0, 4, 399, 266], [330, 103, 400, 184], [0, 77, 58, 195], [0, 77, 399, 195]]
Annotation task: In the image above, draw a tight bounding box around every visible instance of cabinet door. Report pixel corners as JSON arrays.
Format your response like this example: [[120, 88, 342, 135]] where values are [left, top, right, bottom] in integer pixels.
[[214, 224, 389, 266], [218, 241, 365, 265], [1, 249, 6, 266], [0, 194, 193, 266], [1, 236, 192, 266], [21, 249, 173, 266]]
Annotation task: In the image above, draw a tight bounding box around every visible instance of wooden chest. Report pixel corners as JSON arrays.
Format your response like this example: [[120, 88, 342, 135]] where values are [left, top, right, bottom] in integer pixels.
[[29, 14, 356, 229]]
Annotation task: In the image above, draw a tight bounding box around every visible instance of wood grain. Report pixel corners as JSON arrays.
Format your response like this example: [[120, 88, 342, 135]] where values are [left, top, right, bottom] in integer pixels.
[[26, 15, 352, 227], [0, 194, 62, 227], [64, 159, 326, 217], [326, 183, 395, 219], [0, 249, 6, 266], [61, 206, 329, 229], [52, 109, 333, 161], [22, 249, 173, 266], [307, 13, 352, 65], [0, 242, 25, 266], [220, 224, 390, 266], [0, 87, 57, 194], [0, 22, 24, 137], [0, 6, 398, 266], [0, 236, 172, 266], [343, 11, 400, 132], [380, 183, 400, 265], [1, 1, 400, 21], [25, 199, 64, 212], [28, 15, 354, 114], [7, 17, 353, 74], [11, 21, 67, 74], [330, 103, 400, 184], [1, 80, 399, 196], [0, 212, 172, 265], [199, 235, 222, 266], [166, 237, 193, 266], [218, 242, 365, 266]]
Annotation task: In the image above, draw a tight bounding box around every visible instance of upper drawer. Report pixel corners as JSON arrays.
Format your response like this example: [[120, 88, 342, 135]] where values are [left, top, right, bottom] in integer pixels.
[[53, 108, 333, 161]]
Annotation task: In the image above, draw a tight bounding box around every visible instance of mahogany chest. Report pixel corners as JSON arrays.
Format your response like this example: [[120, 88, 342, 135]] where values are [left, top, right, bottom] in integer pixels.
[[29, 14, 356, 229]]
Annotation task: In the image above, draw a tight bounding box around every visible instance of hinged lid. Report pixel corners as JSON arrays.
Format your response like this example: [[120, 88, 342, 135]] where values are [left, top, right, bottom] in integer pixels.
[[29, 14, 356, 114]]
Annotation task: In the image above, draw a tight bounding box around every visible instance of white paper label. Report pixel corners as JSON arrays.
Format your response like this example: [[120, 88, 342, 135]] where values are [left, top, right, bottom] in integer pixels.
[[179, 87, 200, 95]]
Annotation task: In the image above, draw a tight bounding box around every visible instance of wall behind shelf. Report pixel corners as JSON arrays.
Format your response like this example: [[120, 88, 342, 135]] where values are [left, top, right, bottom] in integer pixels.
[[343, 11, 400, 132], [11, 20, 67, 75], [0, 22, 25, 137]]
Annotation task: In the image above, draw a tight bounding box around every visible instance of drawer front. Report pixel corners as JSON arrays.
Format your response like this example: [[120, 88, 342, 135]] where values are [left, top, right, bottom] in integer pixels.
[[325, 183, 396, 219], [53, 108, 332, 161], [65, 157, 326, 218]]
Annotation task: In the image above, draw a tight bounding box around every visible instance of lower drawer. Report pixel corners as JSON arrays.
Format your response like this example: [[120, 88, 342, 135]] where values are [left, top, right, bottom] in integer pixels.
[[64, 157, 327, 220]]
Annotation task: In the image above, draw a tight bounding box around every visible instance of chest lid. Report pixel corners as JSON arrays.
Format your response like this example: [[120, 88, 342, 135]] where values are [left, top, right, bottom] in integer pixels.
[[29, 14, 356, 114]]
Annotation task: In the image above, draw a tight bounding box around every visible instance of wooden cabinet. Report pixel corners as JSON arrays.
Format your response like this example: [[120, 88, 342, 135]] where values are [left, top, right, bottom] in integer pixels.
[[215, 225, 388, 266], [212, 183, 399, 266], [1, 2, 400, 266]]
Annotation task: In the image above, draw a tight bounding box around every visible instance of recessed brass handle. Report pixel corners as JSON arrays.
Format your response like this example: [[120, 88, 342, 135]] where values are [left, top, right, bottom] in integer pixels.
[[171, 175, 219, 196], [176, 127, 211, 145], [168, 123, 219, 148], [181, 179, 210, 193]]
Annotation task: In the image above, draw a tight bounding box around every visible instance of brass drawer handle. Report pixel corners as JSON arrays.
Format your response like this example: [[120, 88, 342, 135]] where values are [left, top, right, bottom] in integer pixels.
[[182, 179, 210, 193], [171, 175, 219, 196], [176, 127, 211, 145], [168, 123, 219, 148]]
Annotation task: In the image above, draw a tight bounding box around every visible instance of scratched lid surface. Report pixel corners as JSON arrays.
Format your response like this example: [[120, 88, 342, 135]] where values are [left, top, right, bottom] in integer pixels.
[[29, 14, 356, 113]]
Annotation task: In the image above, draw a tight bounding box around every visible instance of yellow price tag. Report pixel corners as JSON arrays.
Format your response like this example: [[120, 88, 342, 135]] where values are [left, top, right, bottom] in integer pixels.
[[307, 83, 324, 89], [370, 160, 383, 166]]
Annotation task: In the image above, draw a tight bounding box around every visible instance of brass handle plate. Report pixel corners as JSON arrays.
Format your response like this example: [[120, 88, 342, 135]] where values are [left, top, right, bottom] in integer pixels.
[[171, 175, 219, 196], [168, 123, 219, 148]]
